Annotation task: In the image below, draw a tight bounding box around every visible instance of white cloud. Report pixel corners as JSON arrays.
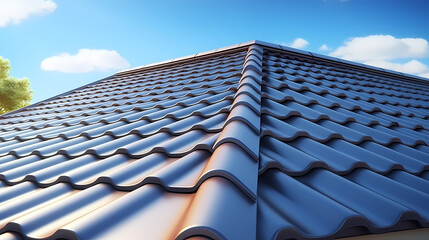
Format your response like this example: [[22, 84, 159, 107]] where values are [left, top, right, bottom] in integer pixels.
[[0, 0, 56, 27], [331, 35, 429, 79], [331, 35, 429, 61], [41, 49, 130, 73], [366, 60, 428, 75], [319, 44, 330, 51], [420, 73, 429, 79], [289, 38, 309, 49]]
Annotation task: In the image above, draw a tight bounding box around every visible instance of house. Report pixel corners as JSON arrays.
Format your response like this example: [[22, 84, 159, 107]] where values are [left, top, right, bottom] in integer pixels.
[[0, 40, 428, 240]]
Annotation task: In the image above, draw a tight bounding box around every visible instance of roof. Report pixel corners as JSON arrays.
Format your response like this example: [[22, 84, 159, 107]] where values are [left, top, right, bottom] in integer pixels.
[[0, 40, 428, 240]]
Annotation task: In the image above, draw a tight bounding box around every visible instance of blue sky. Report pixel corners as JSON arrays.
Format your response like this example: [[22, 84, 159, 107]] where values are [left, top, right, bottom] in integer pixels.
[[1, 0, 429, 103]]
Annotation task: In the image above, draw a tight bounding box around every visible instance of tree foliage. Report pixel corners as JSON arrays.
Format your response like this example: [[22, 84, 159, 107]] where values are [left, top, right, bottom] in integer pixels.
[[0, 57, 33, 114]]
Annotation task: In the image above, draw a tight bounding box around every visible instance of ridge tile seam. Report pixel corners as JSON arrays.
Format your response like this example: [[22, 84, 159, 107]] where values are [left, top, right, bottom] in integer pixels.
[[213, 44, 263, 160]]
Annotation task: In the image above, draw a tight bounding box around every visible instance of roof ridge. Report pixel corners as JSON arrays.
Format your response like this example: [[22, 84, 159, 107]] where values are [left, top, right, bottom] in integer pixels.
[[207, 44, 264, 204]]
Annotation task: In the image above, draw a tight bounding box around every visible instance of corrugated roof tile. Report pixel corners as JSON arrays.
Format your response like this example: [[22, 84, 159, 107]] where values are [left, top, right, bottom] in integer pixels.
[[0, 42, 428, 239]]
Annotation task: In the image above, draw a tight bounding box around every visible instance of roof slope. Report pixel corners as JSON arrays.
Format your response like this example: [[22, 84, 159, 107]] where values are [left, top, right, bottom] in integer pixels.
[[0, 40, 428, 240]]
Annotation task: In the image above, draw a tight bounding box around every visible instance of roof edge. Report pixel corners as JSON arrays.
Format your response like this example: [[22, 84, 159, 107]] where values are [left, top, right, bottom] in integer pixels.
[[251, 40, 429, 85], [116, 40, 429, 84], [115, 41, 257, 76], [0, 75, 115, 118]]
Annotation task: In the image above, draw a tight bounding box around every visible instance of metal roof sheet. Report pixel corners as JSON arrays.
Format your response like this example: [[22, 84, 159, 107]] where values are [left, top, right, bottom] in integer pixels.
[[0, 41, 428, 239]]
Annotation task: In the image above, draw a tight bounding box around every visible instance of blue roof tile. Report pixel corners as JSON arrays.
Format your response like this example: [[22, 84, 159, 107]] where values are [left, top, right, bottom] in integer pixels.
[[0, 41, 428, 239]]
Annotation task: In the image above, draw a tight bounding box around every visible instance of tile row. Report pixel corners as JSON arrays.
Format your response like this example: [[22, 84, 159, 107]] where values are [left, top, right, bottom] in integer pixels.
[[257, 168, 429, 239], [0, 106, 229, 141], [264, 52, 429, 94], [6, 73, 241, 120], [0, 88, 235, 130], [0, 141, 256, 196], [260, 135, 429, 175], [0, 177, 255, 240], [261, 115, 429, 147], [42, 51, 246, 105]]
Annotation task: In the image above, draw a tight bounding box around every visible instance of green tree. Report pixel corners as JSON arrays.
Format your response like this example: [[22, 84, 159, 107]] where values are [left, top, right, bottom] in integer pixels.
[[0, 57, 33, 114]]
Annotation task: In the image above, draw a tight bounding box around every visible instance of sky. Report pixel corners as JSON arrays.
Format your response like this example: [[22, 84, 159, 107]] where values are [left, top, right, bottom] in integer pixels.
[[1, 0, 429, 104]]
